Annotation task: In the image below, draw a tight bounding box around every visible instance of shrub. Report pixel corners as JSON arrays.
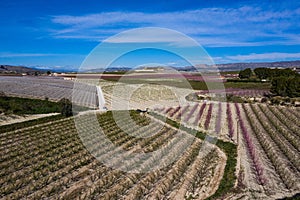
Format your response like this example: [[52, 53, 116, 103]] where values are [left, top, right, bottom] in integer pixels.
[[59, 98, 73, 117], [239, 68, 252, 79]]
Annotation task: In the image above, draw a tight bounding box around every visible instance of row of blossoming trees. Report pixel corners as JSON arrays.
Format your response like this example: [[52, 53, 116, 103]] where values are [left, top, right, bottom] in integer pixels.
[[154, 102, 300, 196], [0, 110, 224, 199]]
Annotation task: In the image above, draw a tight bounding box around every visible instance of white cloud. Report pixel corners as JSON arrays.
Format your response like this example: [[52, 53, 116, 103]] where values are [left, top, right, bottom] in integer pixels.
[[49, 6, 300, 47], [166, 62, 177, 65], [0, 52, 83, 59], [0, 53, 62, 58], [102, 28, 199, 47]]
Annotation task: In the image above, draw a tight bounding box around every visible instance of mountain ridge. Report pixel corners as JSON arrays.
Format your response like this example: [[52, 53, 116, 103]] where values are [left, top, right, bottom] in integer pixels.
[[1, 60, 300, 73]]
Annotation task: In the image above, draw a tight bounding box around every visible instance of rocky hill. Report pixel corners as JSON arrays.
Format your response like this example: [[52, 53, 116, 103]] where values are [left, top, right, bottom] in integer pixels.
[[0, 65, 44, 74]]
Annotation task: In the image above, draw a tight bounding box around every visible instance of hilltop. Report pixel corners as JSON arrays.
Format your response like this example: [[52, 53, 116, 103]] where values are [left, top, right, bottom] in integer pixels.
[[0, 65, 44, 74], [176, 60, 300, 72]]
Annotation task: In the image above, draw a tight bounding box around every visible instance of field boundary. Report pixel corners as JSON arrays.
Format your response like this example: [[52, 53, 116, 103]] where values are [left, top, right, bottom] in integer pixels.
[[0, 114, 66, 134]]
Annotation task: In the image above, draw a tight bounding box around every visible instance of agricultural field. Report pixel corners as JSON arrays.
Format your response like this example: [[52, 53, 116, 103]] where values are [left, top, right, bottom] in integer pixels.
[[155, 102, 300, 199], [0, 95, 63, 126], [0, 75, 271, 109], [0, 76, 193, 109], [196, 88, 270, 98], [0, 76, 98, 108], [0, 110, 228, 199], [0, 74, 299, 199], [2, 0, 300, 198], [0, 76, 74, 101], [101, 83, 193, 110]]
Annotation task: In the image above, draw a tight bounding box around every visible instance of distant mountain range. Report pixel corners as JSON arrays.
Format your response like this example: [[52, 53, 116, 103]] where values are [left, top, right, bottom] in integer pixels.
[[83, 60, 300, 72], [0, 65, 73, 74], [0, 65, 44, 74], [215, 60, 300, 71], [80, 67, 132, 73], [180, 60, 300, 72], [1, 60, 300, 74]]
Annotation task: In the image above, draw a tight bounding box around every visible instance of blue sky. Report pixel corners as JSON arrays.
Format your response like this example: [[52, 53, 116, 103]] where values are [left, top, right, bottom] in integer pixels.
[[0, 0, 300, 70]]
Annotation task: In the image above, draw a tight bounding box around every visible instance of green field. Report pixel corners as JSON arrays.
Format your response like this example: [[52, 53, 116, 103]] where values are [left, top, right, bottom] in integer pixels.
[[0, 96, 61, 115]]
